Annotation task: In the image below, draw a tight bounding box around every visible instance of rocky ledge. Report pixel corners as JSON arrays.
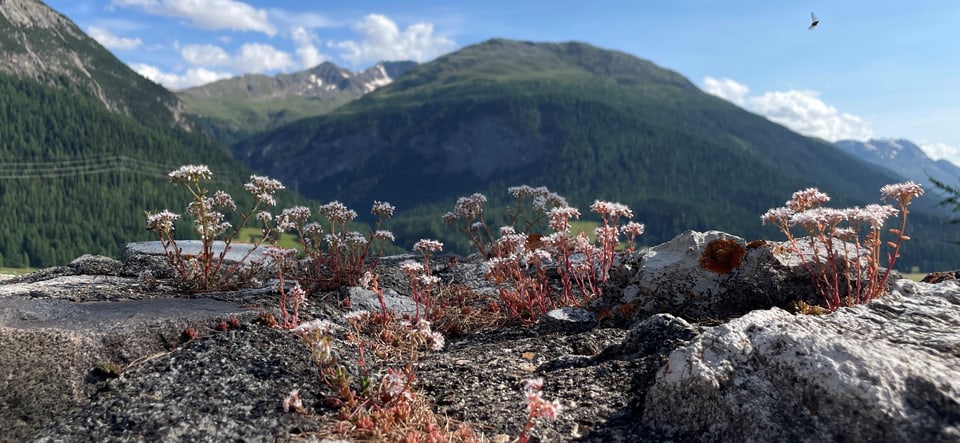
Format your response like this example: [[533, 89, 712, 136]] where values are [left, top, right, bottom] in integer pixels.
[[1, 231, 958, 442]]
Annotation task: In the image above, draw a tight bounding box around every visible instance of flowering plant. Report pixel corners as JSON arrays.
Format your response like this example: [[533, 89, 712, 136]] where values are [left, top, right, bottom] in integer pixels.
[[449, 187, 645, 324], [279, 200, 396, 291], [762, 181, 923, 310], [145, 165, 283, 290]]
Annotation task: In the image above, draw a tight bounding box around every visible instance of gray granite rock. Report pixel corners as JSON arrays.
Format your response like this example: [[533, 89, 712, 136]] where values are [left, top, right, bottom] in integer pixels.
[[643, 279, 960, 441], [2, 234, 957, 442], [601, 230, 896, 323]]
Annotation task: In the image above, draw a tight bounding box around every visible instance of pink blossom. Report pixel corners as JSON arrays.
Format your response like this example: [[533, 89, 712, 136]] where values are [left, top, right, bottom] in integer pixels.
[[857, 203, 899, 230], [761, 207, 795, 226], [448, 193, 487, 220], [212, 190, 236, 211], [318, 201, 357, 223], [168, 165, 211, 184], [413, 239, 444, 253], [282, 389, 302, 413], [371, 200, 396, 219], [399, 260, 424, 275], [881, 181, 924, 205], [146, 210, 180, 234], [621, 221, 645, 236], [590, 200, 633, 219], [244, 175, 284, 206], [547, 206, 581, 232], [787, 188, 830, 211], [374, 230, 395, 242]]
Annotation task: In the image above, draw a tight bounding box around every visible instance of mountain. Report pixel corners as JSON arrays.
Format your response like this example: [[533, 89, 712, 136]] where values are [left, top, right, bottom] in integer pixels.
[[178, 61, 417, 145], [0, 1, 295, 268], [233, 38, 958, 271], [835, 139, 960, 190], [0, 0, 184, 128]]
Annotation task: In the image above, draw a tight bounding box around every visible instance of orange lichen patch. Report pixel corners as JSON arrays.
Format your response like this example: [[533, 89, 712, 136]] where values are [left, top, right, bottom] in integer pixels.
[[746, 239, 768, 249], [525, 233, 544, 251], [699, 238, 746, 275]]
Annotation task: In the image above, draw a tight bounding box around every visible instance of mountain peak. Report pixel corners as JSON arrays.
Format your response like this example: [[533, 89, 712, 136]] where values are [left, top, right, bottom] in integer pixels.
[[836, 138, 960, 190], [0, 0, 184, 127]]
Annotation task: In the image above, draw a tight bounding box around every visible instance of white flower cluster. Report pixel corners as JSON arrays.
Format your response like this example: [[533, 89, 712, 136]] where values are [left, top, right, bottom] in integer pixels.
[[168, 165, 212, 184], [318, 201, 358, 224], [244, 175, 284, 207], [146, 210, 180, 234]]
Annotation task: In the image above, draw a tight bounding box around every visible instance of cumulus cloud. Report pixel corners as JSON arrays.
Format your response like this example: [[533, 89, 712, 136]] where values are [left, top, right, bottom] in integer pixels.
[[88, 26, 142, 50], [702, 76, 873, 142], [334, 14, 455, 65], [702, 77, 750, 106], [919, 142, 960, 164], [112, 0, 276, 35], [234, 43, 297, 72], [291, 26, 329, 69], [179, 43, 296, 73], [181, 44, 231, 66], [131, 63, 232, 89]]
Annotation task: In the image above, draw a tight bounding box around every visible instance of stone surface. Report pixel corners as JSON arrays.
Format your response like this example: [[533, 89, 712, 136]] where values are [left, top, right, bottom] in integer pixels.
[[1, 235, 958, 442], [643, 279, 960, 441], [601, 230, 895, 323]]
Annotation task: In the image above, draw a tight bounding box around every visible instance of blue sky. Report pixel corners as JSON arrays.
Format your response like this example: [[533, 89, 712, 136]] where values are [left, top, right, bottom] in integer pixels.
[[44, 0, 960, 164]]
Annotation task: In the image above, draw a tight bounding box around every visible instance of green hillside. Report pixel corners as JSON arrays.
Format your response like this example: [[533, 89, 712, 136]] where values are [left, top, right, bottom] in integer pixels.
[[0, 72, 271, 267], [233, 39, 957, 271]]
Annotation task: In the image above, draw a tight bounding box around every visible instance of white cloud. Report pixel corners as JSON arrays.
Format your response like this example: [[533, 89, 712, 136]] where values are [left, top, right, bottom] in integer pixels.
[[87, 26, 142, 50], [234, 43, 297, 72], [702, 76, 873, 142], [749, 90, 873, 142], [291, 26, 328, 69], [702, 77, 749, 106], [132, 63, 232, 89], [181, 44, 231, 66], [334, 14, 455, 65], [112, 0, 276, 35], [919, 142, 960, 164], [178, 42, 296, 73]]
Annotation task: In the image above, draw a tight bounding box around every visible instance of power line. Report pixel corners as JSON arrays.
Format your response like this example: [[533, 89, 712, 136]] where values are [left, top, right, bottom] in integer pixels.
[[0, 155, 230, 182]]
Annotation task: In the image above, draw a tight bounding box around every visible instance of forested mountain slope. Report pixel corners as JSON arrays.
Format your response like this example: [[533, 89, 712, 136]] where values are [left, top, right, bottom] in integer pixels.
[[234, 39, 958, 270]]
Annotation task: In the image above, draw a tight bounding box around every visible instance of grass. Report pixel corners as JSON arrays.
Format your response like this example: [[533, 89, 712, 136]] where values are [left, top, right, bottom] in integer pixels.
[[237, 227, 301, 250], [0, 266, 33, 275]]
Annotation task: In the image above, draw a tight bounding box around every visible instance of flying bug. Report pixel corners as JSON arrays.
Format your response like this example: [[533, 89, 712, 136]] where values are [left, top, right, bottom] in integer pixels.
[[809, 12, 820, 30]]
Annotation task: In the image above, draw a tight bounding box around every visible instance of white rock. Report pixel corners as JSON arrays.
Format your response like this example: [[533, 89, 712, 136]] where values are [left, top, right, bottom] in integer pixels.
[[643, 279, 960, 441]]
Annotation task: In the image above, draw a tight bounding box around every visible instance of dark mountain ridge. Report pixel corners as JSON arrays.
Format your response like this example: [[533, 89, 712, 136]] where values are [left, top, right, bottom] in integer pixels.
[[233, 39, 958, 270]]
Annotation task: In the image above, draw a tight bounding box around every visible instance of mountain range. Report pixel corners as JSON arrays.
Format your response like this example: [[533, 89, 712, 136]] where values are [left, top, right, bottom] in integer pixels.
[[0, 0, 183, 129], [230, 38, 958, 270], [835, 139, 960, 191], [0, 0, 283, 267], [178, 61, 417, 145], [1, 1, 957, 271]]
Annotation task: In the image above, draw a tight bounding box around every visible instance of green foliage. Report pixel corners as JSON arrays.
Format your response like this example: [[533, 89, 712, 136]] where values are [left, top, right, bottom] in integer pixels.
[[930, 176, 960, 244], [181, 94, 354, 146], [232, 39, 959, 271], [930, 176, 960, 222], [0, 72, 299, 267]]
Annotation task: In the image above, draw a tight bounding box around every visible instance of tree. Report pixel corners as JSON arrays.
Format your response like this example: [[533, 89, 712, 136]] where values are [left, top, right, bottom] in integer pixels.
[[930, 176, 960, 243]]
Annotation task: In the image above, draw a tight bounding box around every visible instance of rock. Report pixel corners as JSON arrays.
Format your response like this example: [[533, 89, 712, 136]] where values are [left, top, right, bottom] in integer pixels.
[[643, 279, 960, 441], [3, 235, 958, 442], [600, 230, 892, 323], [922, 270, 960, 284], [341, 286, 422, 316], [535, 306, 598, 334], [0, 251, 274, 442]]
